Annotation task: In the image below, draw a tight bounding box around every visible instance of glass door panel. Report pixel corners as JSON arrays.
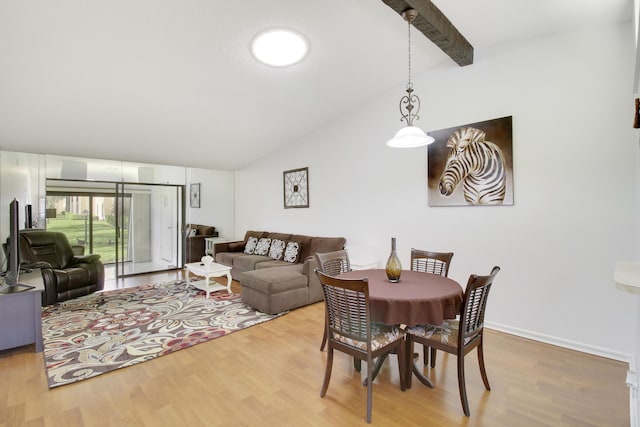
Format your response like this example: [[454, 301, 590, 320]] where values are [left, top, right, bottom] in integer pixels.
[[46, 192, 117, 262], [115, 183, 182, 278]]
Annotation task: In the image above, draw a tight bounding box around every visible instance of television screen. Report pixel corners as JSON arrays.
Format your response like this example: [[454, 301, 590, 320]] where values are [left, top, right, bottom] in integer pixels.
[[0, 199, 34, 293]]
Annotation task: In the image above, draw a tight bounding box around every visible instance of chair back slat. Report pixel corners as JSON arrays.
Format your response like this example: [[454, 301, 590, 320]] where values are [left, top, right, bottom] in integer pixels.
[[410, 248, 454, 277], [459, 266, 500, 344], [316, 250, 352, 276], [317, 270, 370, 345]]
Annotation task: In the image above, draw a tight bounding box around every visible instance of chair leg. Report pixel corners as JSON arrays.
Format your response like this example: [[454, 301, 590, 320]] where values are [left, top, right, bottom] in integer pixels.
[[320, 347, 334, 397], [354, 358, 361, 372], [477, 340, 491, 390], [457, 354, 470, 417], [423, 344, 429, 365], [320, 323, 327, 351], [366, 356, 373, 423], [430, 347, 437, 368], [405, 337, 413, 389]]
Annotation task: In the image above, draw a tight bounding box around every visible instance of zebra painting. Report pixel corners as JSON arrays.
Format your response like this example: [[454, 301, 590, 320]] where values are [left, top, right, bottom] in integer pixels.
[[438, 127, 507, 205]]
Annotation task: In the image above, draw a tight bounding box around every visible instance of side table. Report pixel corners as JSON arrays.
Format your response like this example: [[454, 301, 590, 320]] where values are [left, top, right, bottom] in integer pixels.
[[184, 261, 232, 297], [204, 237, 230, 257]]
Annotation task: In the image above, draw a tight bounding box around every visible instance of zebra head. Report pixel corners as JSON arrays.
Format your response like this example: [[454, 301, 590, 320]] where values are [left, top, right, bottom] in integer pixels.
[[438, 127, 486, 196]]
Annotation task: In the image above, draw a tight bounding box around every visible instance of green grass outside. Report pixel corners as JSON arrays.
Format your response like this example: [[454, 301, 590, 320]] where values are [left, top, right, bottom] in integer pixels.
[[46, 216, 128, 263]]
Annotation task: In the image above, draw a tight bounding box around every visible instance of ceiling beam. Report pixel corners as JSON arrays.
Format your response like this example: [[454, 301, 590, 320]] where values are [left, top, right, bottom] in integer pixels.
[[381, 0, 474, 66]]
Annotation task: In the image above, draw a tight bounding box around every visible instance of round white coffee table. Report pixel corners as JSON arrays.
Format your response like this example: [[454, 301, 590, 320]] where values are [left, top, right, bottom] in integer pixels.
[[184, 261, 232, 297]]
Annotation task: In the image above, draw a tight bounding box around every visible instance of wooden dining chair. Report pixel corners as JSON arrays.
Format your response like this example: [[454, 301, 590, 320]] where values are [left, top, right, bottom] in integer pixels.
[[315, 250, 352, 351], [315, 270, 406, 424], [410, 248, 454, 365], [405, 266, 500, 416], [410, 248, 453, 277]]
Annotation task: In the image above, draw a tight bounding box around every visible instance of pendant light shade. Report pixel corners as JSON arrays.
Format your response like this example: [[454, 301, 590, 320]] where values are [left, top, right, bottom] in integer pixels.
[[386, 125, 435, 148], [387, 8, 434, 148]]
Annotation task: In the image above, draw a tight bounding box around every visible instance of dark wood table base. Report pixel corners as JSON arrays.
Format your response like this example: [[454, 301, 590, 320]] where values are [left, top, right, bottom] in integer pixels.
[[410, 360, 434, 388], [364, 347, 432, 390]]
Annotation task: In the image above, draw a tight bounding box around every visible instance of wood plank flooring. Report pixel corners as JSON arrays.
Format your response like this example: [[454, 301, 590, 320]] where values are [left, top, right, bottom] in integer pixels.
[[0, 270, 630, 426]]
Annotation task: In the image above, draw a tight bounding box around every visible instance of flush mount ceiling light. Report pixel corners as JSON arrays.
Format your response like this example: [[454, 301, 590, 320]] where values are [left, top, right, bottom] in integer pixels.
[[251, 29, 309, 67], [386, 8, 435, 148]]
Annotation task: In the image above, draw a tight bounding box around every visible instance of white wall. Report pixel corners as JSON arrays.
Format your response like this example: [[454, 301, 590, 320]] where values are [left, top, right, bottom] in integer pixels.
[[235, 22, 639, 360], [0, 152, 45, 250], [186, 168, 235, 240], [0, 154, 236, 272]]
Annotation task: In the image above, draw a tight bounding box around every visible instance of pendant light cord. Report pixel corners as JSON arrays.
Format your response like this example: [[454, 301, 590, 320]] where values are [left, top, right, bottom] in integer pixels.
[[407, 17, 412, 90]]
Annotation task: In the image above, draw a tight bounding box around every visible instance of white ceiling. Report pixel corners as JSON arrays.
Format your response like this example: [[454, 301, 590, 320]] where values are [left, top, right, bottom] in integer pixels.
[[0, 0, 632, 171]]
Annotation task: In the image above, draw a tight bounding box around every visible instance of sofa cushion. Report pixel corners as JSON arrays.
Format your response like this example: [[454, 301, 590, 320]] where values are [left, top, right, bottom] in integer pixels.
[[240, 263, 308, 314], [255, 238, 272, 256], [240, 264, 306, 295], [216, 251, 247, 266], [266, 232, 292, 242], [269, 239, 286, 260], [309, 236, 347, 257], [244, 237, 259, 254], [284, 241, 301, 263], [255, 259, 292, 269], [234, 254, 271, 271], [291, 234, 313, 261], [228, 241, 245, 252], [244, 230, 267, 241]]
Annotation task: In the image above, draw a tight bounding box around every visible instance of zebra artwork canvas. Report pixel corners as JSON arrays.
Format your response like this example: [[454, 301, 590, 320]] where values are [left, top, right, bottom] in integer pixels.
[[427, 116, 513, 206]]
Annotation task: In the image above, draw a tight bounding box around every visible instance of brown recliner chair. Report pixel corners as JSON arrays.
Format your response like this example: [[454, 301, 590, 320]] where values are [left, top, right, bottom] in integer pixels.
[[18, 230, 105, 306]]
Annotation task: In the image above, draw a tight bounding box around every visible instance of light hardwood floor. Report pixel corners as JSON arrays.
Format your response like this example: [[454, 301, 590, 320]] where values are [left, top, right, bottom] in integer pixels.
[[0, 270, 630, 426]]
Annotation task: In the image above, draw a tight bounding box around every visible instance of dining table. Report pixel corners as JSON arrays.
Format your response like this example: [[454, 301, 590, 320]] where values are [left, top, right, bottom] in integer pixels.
[[337, 268, 464, 387]]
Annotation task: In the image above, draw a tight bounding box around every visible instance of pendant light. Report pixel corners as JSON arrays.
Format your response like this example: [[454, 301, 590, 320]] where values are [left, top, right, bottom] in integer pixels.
[[386, 9, 435, 148]]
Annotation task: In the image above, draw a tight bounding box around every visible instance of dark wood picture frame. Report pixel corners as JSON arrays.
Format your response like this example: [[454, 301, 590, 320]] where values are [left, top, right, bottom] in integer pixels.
[[283, 167, 309, 208], [190, 183, 201, 208]]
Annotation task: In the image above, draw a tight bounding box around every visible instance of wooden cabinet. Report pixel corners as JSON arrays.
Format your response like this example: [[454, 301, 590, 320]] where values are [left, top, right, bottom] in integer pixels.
[[0, 270, 44, 352]]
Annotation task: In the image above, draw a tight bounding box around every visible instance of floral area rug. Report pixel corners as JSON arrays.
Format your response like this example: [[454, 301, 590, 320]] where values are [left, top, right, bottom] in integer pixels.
[[41, 280, 284, 388]]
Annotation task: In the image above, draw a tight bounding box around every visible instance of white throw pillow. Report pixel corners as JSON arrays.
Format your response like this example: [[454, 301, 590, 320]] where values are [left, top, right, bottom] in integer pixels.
[[269, 239, 286, 260], [244, 237, 259, 254], [284, 241, 301, 263], [255, 238, 272, 256]]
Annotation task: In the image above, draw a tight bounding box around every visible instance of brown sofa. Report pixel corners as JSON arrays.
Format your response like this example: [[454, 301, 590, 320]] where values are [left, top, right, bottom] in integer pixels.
[[185, 223, 219, 263], [214, 230, 346, 314]]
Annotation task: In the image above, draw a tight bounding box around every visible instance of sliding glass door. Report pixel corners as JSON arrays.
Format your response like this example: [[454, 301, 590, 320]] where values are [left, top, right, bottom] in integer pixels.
[[47, 180, 184, 280]]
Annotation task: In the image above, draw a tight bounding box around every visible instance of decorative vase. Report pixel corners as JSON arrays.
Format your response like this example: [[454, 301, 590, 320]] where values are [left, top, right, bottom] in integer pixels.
[[385, 237, 402, 282]]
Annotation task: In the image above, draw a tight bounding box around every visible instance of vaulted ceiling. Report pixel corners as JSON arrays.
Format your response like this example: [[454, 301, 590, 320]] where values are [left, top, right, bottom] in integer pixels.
[[0, 0, 631, 171]]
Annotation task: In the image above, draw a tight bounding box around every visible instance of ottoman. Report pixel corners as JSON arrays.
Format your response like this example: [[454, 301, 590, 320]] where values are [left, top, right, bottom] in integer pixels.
[[239, 264, 309, 314]]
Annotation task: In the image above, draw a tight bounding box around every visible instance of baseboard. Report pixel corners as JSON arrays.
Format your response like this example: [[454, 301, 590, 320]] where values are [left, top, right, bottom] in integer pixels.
[[485, 321, 632, 363]]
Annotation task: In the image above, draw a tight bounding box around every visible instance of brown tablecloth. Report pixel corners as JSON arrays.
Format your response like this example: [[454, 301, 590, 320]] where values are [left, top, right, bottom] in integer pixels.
[[338, 269, 463, 327]]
